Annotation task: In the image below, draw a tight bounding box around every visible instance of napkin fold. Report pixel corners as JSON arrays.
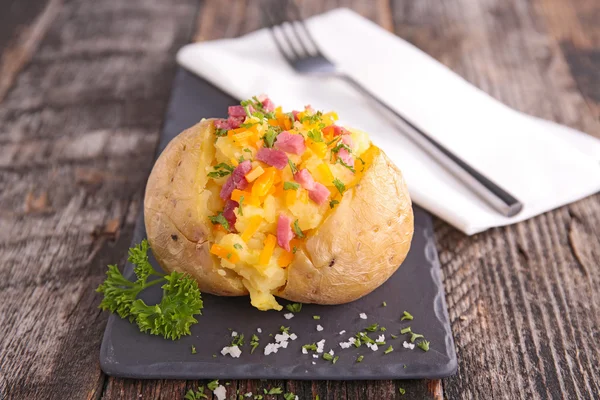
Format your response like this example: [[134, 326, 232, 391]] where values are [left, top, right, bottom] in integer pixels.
[[177, 8, 600, 235]]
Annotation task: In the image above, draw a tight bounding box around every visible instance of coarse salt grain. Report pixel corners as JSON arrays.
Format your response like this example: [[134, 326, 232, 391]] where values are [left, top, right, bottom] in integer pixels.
[[221, 346, 242, 358], [329, 349, 334, 355], [316, 325, 323, 331], [257, 328, 262, 333], [312, 361, 316, 365], [264, 343, 279, 355], [302, 348, 308, 354], [290, 333, 297, 340], [316, 339, 326, 353], [213, 385, 226, 400], [359, 313, 367, 319], [231, 331, 238, 337], [284, 313, 294, 320], [339, 330, 346, 335], [403, 341, 415, 350], [370, 344, 378, 351], [313, 354, 319, 359], [377, 334, 385, 342]]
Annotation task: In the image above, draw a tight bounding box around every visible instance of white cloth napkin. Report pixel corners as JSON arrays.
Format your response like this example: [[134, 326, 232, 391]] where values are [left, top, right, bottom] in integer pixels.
[[177, 8, 600, 235]]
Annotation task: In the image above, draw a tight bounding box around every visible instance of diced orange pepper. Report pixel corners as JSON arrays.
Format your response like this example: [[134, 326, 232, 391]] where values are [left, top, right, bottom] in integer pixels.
[[241, 215, 263, 242], [266, 184, 276, 197], [229, 127, 246, 135], [268, 119, 279, 127], [283, 117, 292, 130], [275, 106, 283, 119], [252, 168, 276, 197], [245, 165, 265, 182], [231, 189, 260, 206], [231, 157, 239, 167], [210, 244, 240, 263], [278, 250, 295, 267], [259, 234, 277, 266], [273, 169, 283, 184], [322, 125, 335, 140], [233, 130, 255, 140], [273, 183, 284, 197], [285, 189, 297, 207]]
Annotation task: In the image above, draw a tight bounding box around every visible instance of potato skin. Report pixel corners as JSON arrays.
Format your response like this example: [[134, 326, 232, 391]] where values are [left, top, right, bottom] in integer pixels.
[[144, 119, 414, 304]]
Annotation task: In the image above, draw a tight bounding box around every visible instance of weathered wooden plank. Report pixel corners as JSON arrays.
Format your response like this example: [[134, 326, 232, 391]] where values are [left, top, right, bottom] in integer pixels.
[[390, 0, 600, 398], [0, 0, 199, 399]]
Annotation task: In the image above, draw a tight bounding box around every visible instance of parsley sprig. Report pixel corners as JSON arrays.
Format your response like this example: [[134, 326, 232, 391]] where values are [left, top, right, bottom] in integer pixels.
[[96, 240, 203, 340]]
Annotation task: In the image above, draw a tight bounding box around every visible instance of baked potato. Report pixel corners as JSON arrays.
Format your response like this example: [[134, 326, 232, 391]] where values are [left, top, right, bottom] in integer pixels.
[[144, 97, 413, 311]]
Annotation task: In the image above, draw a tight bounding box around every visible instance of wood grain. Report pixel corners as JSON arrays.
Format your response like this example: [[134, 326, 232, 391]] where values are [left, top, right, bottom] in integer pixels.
[[0, 0, 598, 399]]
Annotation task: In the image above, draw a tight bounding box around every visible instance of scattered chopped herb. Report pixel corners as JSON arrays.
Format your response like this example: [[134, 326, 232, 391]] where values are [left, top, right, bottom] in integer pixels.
[[332, 355, 339, 364], [226, 253, 232, 259], [329, 199, 339, 209], [96, 240, 203, 340], [401, 311, 413, 321], [238, 155, 245, 163], [292, 246, 298, 254], [300, 111, 323, 124], [380, 327, 387, 332], [250, 334, 260, 354], [382, 301, 387, 307], [354, 338, 362, 347], [365, 323, 379, 332], [384, 345, 394, 354], [233, 243, 243, 250], [331, 142, 352, 154], [293, 219, 305, 238], [185, 387, 208, 400], [391, 334, 398, 339], [280, 326, 290, 334], [307, 129, 324, 142], [283, 181, 300, 190], [375, 341, 386, 345], [332, 178, 346, 195], [243, 148, 252, 153], [302, 343, 318, 351], [232, 333, 245, 347], [313, 315, 321, 320], [207, 162, 235, 178], [410, 333, 424, 343], [400, 327, 412, 334], [208, 212, 230, 232], [288, 159, 298, 174], [266, 387, 283, 395], [263, 127, 279, 148], [207, 380, 219, 391], [240, 122, 258, 129], [215, 128, 228, 137], [191, 345, 197, 354], [417, 340, 430, 352], [322, 353, 333, 361], [403, 364, 407, 368], [337, 158, 356, 173], [243, 105, 252, 118], [283, 393, 296, 400], [212, 354, 217, 358], [316, 396, 320, 400], [238, 196, 244, 216], [254, 395, 263, 400], [326, 136, 341, 146], [286, 303, 302, 313], [356, 355, 364, 363], [399, 388, 406, 395]]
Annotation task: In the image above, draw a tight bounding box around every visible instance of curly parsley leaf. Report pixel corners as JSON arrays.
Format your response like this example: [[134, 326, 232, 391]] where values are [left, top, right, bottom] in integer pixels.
[[332, 178, 346, 195], [231, 333, 245, 347], [417, 340, 430, 352], [292, 219, 305, 238], [250, 334, 260, 354]]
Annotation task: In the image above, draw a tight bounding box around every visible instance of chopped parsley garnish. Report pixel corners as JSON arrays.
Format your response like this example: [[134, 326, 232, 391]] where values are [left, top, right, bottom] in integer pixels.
[[329, 200, 339, 209], [240, 122, 258, 129], [250, 334, 260, 354], [207, 162, 235, 178], [233, 243, 243, 250], [391, 334, 398, 339], [337, 158, 356, 173], [399, 388, 406, 395], [365, 323, 379, 332], [208, 212, 230, 232], [283, 393, 296, 400], [410, 333, 424, 343], [307, 129, 324, 142], [238, 196, 244, 216], [400, 327, 412, 334], [326, 136, 341, 146], [280, 326, 290, 334], [243, 148, 252, 153], [384, 345, 394, 354], [207, 380, 219, 391], [302, 343, 317, 351], [380, 327, 387, 332], [243, 105, 252, 118], [254, 396, 263, 400], [266, 387, 283, 395], [332, 178, 346, 195], [191, 345, 197, 354], [300, 111, 323, 124], [96, 240, 203, 340], [286, 303, 302, 313], [288, 159, 298, 174], [292, 219, 305, 238], [312, 315, 321, 320], [231, 333, 245, 347], [322, 353, 333, 361], [214, 128, 228, 137], [401, 311, 413, 321], [382, 301, 387, 307], [375, 340, 386, 345], [333, 355, 339, 364], [356, 355, 364, 363], [292, 246, 298, 254], [263, 127, 279, 148], [417, 340, 430, 352], [283, 181, 300, 190], [332, 142, 352, 154]]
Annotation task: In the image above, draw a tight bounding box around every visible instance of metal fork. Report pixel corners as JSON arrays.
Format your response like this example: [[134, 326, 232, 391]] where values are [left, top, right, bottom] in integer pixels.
[[262, 0, 523, 218]]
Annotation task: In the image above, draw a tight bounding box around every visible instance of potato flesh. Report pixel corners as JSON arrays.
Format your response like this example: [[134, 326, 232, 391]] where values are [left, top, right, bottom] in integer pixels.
[[209, 123, 372, 311]]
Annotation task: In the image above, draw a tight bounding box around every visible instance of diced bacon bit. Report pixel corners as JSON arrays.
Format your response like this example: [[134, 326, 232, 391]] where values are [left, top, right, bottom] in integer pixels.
[[308, 183, 329, 205], [223, 200, 238, 232], [227, 115, 244, 129], [220, 160, 252, 200], [277, 214, 294, 251], [256, 148, 288, 170], [228, 105, 252, 117], [294, 169, 330, 205], [274, 131, 306, 155], [292, 110, 301, 121], [262, 97, 275, 112], [214, 119, 230, 129]]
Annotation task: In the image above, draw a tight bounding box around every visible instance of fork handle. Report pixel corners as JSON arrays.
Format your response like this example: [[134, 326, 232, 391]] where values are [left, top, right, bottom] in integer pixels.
[[339, 74, 523, 218]]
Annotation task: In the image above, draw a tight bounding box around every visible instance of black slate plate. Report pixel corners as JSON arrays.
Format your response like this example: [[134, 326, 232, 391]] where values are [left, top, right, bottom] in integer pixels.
[[99, 68, 457, 380]]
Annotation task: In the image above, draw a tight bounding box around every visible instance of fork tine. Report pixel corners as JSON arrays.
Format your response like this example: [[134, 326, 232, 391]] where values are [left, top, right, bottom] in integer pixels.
[[263, 7, 297, 63], [269, 0, 308, 59], [278, 0, 316, 57], [288, 0, 323, 56]]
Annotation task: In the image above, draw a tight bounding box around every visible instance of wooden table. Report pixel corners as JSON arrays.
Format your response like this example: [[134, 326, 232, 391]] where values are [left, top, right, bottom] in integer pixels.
[[1, 0, 598, 399]]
